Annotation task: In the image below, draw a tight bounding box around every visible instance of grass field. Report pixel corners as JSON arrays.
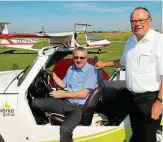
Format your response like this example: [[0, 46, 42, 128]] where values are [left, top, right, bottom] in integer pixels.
[[0, 32, 129, 75], [0, 42, 125, 75]]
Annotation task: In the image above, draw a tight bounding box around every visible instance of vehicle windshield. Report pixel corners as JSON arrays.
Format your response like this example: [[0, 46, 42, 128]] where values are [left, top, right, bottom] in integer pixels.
[[17, 57, 38, 86], [17, 52, 69, 87], [17, 45, 72, 87]]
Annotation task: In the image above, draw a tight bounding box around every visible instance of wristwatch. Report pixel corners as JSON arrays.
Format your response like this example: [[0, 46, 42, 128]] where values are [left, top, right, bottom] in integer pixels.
[[156, 97, 163, 103]]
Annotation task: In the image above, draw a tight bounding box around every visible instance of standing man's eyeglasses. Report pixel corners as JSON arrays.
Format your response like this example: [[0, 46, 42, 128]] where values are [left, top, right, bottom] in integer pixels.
[[130, 17, 150, 25], [73, 56, 86, 60]]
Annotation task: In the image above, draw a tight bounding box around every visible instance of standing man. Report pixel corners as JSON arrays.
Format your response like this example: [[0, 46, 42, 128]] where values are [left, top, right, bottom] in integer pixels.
[[32, 47, 97, 142], [96, 7, 162, 142]]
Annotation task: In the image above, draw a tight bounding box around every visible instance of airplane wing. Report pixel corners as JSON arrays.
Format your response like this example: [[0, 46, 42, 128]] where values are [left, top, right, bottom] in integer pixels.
[[0, 32, 74, 50]]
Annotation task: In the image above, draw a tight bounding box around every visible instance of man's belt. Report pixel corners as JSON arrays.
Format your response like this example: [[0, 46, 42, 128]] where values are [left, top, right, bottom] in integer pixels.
[[131, 91, 158, 96]]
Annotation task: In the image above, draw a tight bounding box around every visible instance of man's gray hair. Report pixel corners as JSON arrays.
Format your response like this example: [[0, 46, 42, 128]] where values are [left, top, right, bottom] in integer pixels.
[[73, 47, 87, 56], [130, 7, 151, 20]]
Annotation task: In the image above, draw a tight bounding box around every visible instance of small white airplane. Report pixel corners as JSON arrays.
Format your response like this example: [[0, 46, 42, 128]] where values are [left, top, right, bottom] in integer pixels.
[[0, 22, 110, 52]]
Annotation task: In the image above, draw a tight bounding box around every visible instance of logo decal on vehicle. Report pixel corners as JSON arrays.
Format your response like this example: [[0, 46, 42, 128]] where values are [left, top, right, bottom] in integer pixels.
[[0, 102, 14, 117]]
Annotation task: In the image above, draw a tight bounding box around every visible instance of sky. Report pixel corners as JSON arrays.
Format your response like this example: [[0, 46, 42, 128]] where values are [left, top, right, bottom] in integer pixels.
[[0, 1, 162, 33]]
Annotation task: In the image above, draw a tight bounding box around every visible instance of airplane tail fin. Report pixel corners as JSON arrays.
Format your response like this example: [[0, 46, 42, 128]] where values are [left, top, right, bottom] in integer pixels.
[[0, 22, 10, 34]]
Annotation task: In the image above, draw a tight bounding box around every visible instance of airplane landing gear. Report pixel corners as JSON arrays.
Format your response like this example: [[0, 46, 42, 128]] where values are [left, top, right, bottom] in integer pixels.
[[97, 48, 101, 54]]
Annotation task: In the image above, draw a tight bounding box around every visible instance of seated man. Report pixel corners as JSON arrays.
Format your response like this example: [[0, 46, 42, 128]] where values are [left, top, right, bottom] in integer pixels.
[[31, 47, 98, 142]]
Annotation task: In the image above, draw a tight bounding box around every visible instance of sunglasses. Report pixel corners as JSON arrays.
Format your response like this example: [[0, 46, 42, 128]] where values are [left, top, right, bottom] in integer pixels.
[[73, 56, 86, 60]]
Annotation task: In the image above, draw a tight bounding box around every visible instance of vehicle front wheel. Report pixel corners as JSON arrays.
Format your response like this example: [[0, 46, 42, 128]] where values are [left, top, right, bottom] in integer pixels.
[[157, 127, 163, 142], [0, 134, 5, 142]]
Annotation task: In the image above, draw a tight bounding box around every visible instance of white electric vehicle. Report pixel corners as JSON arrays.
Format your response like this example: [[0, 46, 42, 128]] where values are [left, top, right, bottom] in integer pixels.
[[0, 45, 162, 142]]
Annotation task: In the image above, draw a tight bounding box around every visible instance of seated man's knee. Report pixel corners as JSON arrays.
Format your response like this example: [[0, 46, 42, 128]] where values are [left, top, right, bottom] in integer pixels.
[[69, 108, 81, 122]]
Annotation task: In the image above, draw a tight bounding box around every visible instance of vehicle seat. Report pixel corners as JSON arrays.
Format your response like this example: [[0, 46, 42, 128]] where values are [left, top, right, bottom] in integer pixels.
[[52, 58, 110, 80], [48, 56, 105, 126]]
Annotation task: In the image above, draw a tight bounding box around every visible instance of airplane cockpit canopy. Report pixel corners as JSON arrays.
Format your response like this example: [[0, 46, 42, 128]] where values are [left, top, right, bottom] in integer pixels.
[[86, 33, 104, 42]]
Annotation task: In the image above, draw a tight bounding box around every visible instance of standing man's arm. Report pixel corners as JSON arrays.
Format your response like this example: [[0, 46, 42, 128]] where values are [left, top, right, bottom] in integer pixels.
[[95, 59, 121, 69], [95, 38, 131, 70], [151, 39, 163, 120], [95, 38, 131, 69]]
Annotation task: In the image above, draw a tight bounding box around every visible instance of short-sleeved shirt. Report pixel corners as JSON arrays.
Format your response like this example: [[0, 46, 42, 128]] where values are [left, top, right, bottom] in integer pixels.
[[120, 29, 163, 93], [63, 62, 98, 105]]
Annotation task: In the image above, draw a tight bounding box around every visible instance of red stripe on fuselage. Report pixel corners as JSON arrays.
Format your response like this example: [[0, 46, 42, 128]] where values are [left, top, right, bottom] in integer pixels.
[[1, 43, 35, 45], [0, 33, 48, 38], [6, 39, 14, 44]]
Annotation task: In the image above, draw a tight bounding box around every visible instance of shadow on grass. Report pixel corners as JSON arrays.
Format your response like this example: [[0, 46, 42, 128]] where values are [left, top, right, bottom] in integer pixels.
[[88, 51, 107, 54], [0, 50, 36, 54]]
